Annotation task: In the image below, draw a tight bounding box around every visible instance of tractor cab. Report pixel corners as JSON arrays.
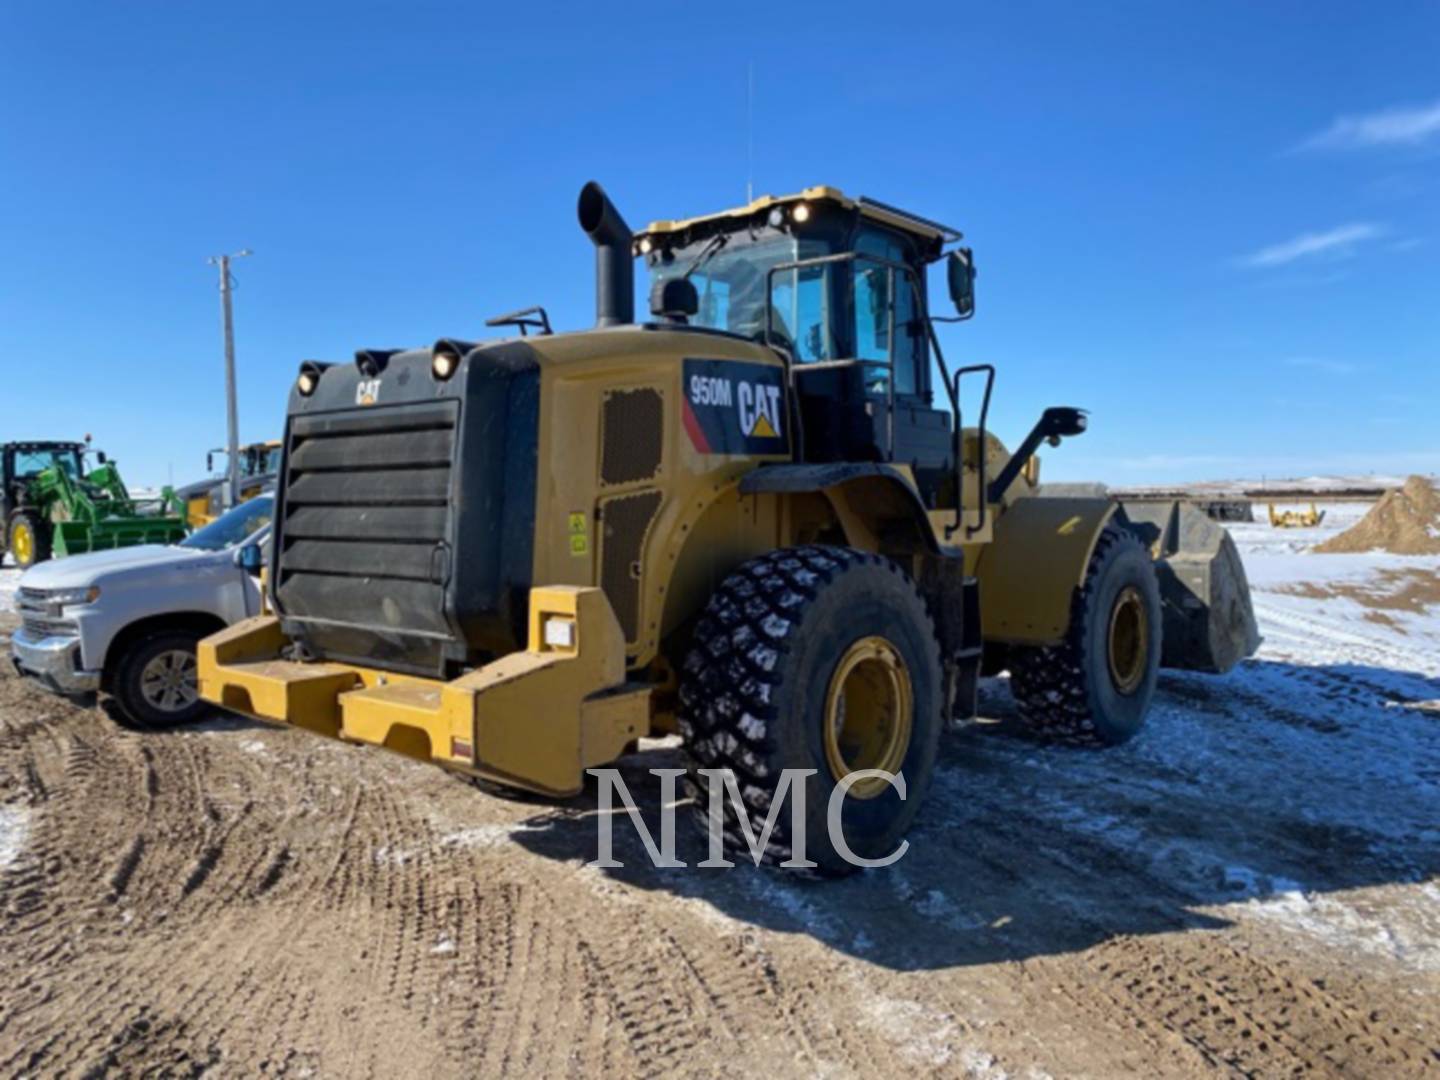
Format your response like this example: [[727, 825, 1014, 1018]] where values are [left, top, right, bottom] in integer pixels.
[[3, 442, 87, 517], [635, 188, 977, 506]]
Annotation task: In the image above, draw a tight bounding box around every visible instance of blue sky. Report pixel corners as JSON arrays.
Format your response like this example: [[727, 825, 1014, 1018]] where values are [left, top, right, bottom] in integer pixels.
[[1, 1, 1436, 487]]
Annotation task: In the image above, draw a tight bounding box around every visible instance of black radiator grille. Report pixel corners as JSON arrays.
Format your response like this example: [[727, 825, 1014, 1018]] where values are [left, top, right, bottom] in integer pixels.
[[276, 400, 459, 644]]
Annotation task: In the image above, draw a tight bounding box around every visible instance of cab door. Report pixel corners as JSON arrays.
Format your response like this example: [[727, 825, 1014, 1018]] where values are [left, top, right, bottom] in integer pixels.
[[852, 228, 953, 503]]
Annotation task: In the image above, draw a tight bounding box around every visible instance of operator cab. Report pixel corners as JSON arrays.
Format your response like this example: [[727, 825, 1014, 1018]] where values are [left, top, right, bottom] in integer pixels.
[[635, 188, 976, 506]]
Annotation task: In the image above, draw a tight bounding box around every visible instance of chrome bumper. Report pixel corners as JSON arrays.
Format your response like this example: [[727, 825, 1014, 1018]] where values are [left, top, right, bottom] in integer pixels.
[[9, 625, 101, 695]]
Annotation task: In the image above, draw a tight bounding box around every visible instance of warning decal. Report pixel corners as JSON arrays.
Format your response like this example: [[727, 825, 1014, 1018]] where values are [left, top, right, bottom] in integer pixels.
[[681, 358, 789, 456]]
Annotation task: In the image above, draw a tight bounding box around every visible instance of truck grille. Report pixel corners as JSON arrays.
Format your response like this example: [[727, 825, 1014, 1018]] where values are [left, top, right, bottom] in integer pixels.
[[16, 589, 73, 638], [275, 401, 459, 659]]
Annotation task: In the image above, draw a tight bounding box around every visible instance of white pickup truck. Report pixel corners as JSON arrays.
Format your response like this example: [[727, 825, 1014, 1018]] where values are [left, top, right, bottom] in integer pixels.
[[9, 495, 273, 726]]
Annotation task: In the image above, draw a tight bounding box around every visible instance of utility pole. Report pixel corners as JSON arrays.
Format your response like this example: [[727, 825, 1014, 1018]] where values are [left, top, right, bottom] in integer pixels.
[[207, 249, 251, 509]]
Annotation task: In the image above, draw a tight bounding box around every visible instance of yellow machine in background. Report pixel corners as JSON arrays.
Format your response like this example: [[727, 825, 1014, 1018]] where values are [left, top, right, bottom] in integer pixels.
[[178, 440, 282, 528], [1268, 503, 1325, 528], [199, 182, 1259, 872]]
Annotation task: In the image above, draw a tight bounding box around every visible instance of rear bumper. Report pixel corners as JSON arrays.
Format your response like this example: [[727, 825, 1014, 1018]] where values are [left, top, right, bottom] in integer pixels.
[[9, 626, 102, 695], [198, 586, 650, 796]]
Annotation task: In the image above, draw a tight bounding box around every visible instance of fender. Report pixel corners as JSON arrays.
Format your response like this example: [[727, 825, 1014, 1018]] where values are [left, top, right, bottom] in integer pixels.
[[974, 496, 1118, 645], [738, 463, 952, 556]]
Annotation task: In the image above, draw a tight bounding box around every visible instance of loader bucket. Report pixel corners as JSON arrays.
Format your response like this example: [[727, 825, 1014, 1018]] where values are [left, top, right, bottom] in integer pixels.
[[1119, 501, 1261, 674], [52, 515, 188, 558]]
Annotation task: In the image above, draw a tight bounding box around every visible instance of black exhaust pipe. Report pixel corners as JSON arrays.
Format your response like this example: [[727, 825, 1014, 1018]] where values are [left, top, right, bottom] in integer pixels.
[[577, 180, 634, 327]]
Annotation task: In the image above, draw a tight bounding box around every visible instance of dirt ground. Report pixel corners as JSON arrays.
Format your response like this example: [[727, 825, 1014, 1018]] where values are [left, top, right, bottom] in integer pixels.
[[2, 585, 1438, 1078]]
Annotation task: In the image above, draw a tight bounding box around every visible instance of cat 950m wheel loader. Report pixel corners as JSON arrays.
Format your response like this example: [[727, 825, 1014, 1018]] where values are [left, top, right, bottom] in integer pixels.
[[199, 182, 1259, 872]]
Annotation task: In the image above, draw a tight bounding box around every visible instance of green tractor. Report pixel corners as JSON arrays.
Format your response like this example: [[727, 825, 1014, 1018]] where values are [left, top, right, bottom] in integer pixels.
[[1, 441, 188, 569]]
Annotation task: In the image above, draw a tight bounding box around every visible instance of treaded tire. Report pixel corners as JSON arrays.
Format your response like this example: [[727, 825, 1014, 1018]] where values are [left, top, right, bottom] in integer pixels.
[[1008, 523, 1162, 746], [110, 630, 208, 729], [678, 545, 942, 875], [7, 512, 52, 568]]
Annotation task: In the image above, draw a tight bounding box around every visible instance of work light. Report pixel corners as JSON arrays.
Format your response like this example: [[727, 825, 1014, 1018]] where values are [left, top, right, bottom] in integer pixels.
[[432, 350, 458, 381]]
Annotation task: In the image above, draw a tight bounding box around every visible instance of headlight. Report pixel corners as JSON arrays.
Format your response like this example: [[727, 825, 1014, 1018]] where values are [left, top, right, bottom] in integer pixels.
[[46, 586, 100, 614], [792, 202, 811, 223], [297, 371, 318, 396]]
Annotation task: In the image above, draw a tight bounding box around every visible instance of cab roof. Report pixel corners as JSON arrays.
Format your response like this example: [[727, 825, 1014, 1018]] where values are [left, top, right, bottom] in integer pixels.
[[638, 186, 962, 245]]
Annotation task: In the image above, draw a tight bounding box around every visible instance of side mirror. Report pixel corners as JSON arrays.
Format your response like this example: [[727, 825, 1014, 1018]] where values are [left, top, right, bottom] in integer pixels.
[[947, 248, 976, 319], [96, 451, 108, 465], [237, 543, 264, 573], [1039, 406, 1088, 444], [206, 452, 214, 473]]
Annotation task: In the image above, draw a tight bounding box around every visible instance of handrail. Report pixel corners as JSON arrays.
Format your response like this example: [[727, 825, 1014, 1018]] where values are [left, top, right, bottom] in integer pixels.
[[947, 365, 995, 539]]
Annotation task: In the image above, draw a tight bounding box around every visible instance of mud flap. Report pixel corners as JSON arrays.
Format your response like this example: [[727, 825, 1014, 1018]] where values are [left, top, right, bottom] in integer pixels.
[[1119, 501, 1261, 674]]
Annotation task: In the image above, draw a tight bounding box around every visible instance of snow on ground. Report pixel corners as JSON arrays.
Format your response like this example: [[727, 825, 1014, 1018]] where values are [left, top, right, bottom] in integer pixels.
[[0, 806, 28, 873], [0, 556, 19, 614]]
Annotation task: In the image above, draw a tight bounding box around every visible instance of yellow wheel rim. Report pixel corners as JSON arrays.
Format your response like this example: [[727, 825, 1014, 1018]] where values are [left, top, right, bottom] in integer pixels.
[[1107, 585, 1149, 695], [823, 636, 913, 800], [12, 522, 34, 565]]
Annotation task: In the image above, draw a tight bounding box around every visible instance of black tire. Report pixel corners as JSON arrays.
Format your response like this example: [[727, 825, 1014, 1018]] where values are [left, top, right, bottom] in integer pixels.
[[1008, 523, 1162, 746], [678, 546, 942, 875], [110, 630, 207, 728], [7, 512, 52, 569]]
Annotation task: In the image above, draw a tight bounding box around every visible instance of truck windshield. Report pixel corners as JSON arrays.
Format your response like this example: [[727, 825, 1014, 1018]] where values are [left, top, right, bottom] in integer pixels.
[[649, 235, 837, 360], [180, 495, 274, 551]]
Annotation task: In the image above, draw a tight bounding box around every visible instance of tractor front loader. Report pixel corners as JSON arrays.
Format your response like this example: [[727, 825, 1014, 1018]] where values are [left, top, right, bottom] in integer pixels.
[[199, 182, 1259, 872], [1, 441, 188, 568]]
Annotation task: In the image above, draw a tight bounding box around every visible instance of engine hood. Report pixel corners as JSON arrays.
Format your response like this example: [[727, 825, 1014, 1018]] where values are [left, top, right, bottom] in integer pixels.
[[18, 544, 221, 590]]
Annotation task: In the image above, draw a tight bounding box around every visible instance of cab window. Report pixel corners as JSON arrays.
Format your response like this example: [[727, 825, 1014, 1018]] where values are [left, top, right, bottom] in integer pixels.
[[12, 448, 82, 478], [853, 228, 925, 397]]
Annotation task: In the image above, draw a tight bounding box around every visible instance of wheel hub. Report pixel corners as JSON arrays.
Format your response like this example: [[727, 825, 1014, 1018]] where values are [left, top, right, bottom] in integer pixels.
[[823, 636, 913, 799], [1107, 585, 1149, 695], [140, 650, 199, 713], [13, 523, 33, 564]]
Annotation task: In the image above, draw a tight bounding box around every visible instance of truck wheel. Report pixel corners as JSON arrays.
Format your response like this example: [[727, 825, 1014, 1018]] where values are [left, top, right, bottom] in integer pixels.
[[678, 546, 942, 875], [8, 513, 51, 568], [111, 630, 208, 728], [1008, 523, 1162, 746]]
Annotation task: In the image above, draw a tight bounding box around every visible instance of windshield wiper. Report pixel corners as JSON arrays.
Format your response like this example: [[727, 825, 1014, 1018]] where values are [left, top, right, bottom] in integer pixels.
[[680, 233, 730, 281]]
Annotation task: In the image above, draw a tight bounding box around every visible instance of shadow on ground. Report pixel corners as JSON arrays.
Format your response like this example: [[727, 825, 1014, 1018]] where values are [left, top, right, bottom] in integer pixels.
[[510, 659, 1440, 971]]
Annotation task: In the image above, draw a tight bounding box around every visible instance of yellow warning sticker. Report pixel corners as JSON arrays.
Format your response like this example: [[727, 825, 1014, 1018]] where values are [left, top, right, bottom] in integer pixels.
[[570, 533, 589, 556], [568, 512, 588, 534]]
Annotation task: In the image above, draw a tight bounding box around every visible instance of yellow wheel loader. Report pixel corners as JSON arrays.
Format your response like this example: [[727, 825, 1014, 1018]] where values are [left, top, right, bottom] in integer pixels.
[[177, 440, 283, 528], [199, 182, 1259, 873], [1268, 502, 1325, 528]]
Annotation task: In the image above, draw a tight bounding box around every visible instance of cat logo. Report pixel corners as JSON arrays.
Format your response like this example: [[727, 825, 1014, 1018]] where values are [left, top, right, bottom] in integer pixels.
[[681, 358, 789, 456], [356, 379, 382, 406], [737, 381, 783, 439]]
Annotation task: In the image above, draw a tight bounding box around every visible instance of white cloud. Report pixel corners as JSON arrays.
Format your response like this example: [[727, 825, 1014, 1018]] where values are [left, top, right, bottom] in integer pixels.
[[1300, 98, 1440, 150], [1283, 357, 1360, 375], [1238, 223, 1384, 268]]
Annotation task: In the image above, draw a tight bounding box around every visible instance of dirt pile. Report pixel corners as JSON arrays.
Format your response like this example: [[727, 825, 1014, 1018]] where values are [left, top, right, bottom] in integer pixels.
[[1314, 475, 1440, 555]]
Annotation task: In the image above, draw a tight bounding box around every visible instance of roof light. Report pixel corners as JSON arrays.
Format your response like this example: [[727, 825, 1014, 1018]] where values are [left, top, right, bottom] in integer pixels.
[[639, 237, 653, 255], [297, 371, 317, 396], [792, 202, 811, 223], [767, 207, 785, 227]]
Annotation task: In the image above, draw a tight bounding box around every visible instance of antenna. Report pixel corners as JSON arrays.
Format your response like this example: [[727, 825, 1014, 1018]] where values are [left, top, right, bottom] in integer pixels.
[[746, 62, 754, 203]]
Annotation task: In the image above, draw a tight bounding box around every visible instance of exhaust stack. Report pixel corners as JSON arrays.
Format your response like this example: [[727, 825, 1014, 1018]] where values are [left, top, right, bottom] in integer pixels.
[[577, 181, 634, 327]]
